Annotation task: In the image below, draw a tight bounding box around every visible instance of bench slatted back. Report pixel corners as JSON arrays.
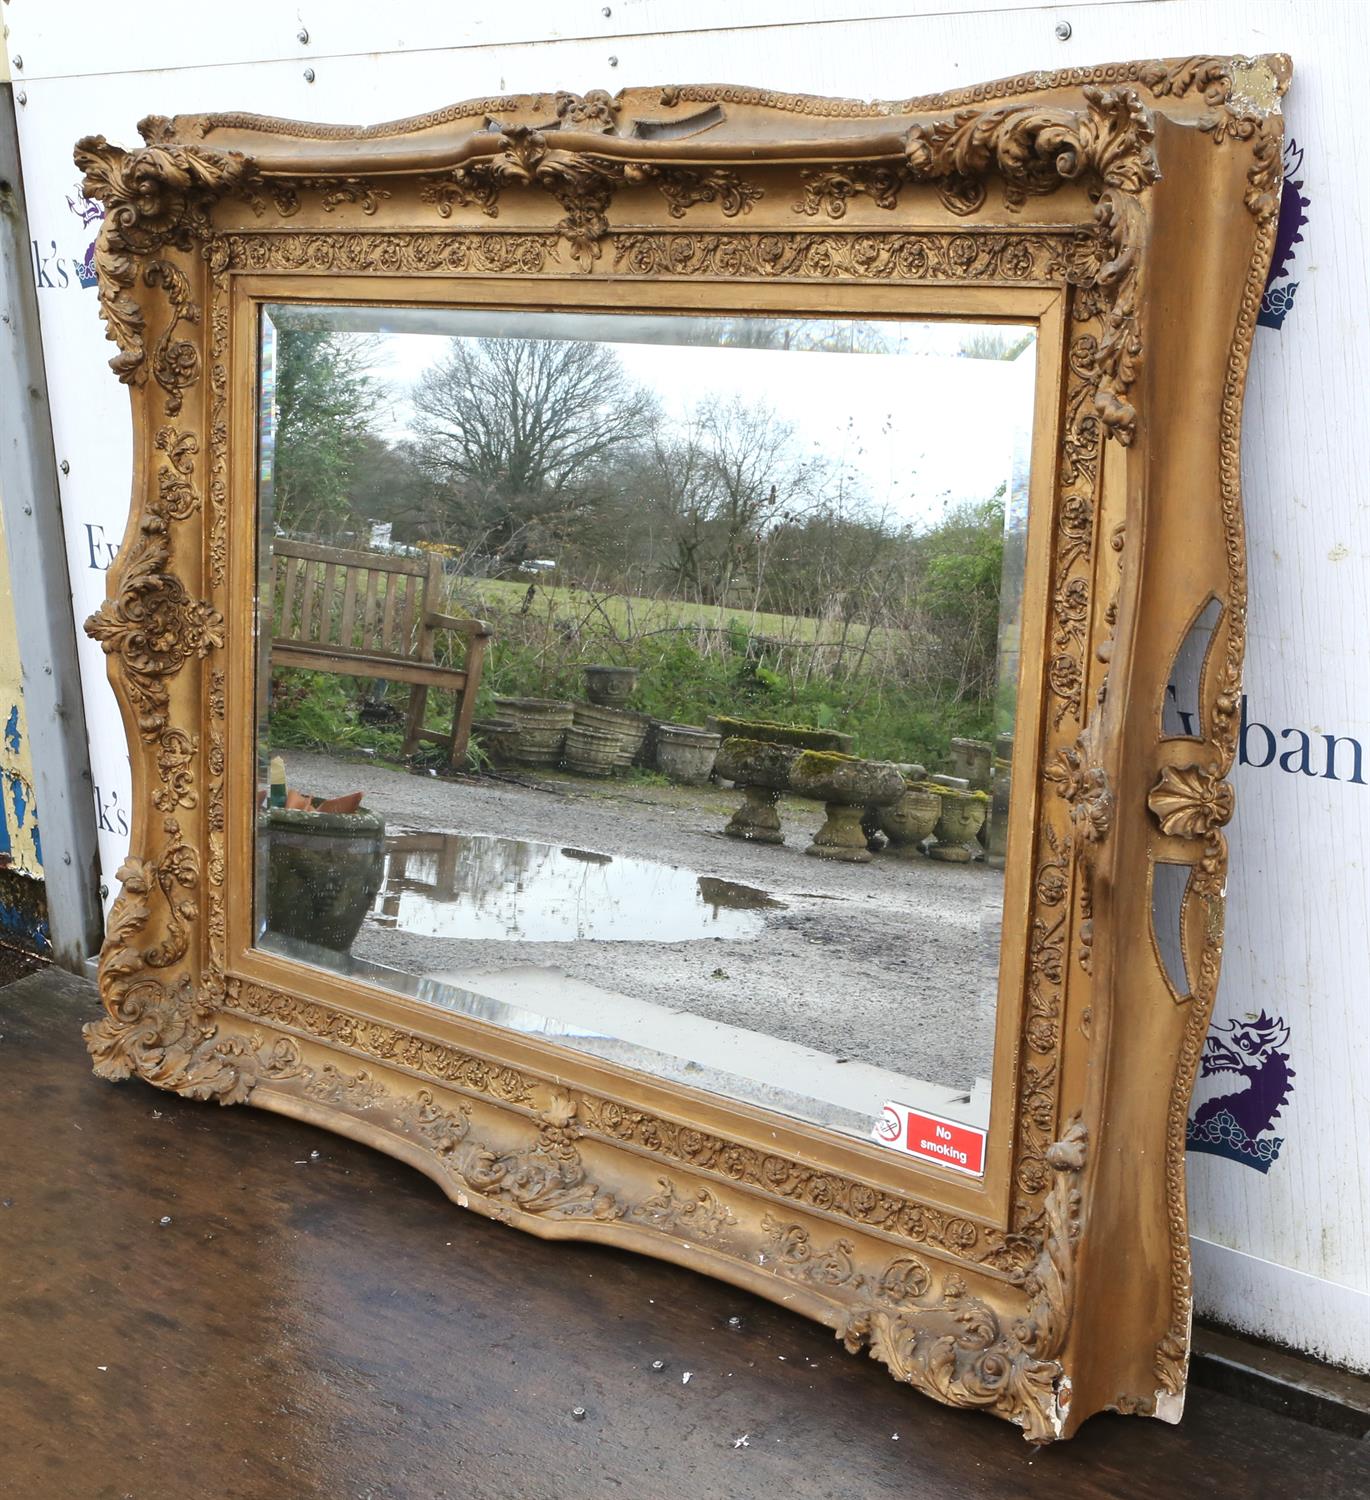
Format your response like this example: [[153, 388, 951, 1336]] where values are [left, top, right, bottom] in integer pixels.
[[270, 540, 442, 661]]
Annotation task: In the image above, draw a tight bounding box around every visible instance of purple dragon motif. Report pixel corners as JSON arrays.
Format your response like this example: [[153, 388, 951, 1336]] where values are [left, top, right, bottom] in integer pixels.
[[66, 183, 103, 290], [1187, 1012, 1295, 1173], [1257, 139, 1309, 331]]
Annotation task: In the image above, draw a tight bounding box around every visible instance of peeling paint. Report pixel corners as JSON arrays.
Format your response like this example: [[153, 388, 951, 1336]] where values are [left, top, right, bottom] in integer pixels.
[[0, 868, 50, 956], [9, 768, 29, 829], [1, 480, 46, 917]]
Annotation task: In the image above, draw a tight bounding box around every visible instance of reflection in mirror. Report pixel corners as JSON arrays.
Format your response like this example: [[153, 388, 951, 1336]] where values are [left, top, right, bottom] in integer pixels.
[[1162, 596, 1222, 739], [254, 305, 1036, 1162], [1150, 860, 1192, 1001]]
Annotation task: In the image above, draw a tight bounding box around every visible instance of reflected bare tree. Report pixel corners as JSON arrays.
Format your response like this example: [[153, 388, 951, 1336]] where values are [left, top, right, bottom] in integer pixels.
[[410, 337, 658, 569]]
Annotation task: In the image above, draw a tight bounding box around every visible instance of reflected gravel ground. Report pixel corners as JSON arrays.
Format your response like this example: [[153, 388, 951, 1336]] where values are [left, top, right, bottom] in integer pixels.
[[275, 749, 1002, 1096]]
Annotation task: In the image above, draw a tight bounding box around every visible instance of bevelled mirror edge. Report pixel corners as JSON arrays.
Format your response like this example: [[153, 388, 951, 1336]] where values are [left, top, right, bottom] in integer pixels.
[[76, 53, 1288, 1441], [220, 274, 1068, 1232]]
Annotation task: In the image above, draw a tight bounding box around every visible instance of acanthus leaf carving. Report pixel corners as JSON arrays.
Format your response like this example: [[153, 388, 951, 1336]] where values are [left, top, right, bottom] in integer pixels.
[[295, 1061, 618, 1221], [1139, 53, 1289, 222], [84, 830, 303, 1104], [83, 518, 223, 741], [841, 1118, 1087, 1442], [417, 134, 762, 268], [73, 136, 254, 401]]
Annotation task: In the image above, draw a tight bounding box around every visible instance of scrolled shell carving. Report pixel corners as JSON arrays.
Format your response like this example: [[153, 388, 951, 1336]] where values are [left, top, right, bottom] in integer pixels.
[[1147, 763, 1235, 840]]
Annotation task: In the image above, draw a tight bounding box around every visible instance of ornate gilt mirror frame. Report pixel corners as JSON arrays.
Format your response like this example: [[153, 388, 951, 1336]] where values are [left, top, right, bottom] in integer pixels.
[[76, 54, 1288, 1441]]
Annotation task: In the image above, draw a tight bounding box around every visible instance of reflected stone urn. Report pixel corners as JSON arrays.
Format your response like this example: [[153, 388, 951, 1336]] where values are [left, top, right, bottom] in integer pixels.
[[716, 737, 801, 845], [260, 806, 386, 951], [583, 665, 639, 707], [789, 752, 904, 862], [877, 784, 943, 858], [928, 789, 989, 863]]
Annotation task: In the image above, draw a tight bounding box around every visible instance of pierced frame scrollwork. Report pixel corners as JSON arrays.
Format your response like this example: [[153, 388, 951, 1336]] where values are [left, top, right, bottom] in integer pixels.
[[77, 56, 1287, 1440]]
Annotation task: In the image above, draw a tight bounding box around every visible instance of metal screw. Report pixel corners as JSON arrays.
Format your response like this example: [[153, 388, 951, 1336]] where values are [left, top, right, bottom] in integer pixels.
[[602, 5, 612, 14], [303, 67, 315, 83], [159, 1215, 172, 1226], [59, 459, 70, 474], [11, 54, 20, 69], [571, 1406, 587, 1420], [63, 853, 71, 865], [650, 1359, 665, 1371], [1054, 20, 1072, 40], [297, 26, 310, 43], [607, 55, 618, 68], [727, 1315, 744, 1329], [15, 90, 25, 106]]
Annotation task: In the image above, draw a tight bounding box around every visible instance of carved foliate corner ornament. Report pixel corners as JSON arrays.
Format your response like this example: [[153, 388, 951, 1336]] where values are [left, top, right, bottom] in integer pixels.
[[78, 56, 1286, 1441]]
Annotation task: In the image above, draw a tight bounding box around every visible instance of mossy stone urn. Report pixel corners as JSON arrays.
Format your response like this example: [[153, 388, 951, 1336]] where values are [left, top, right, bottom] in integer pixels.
[[789, 751, 904, 863], [716, 737, 800, 845], [260, 805, 386, 952]]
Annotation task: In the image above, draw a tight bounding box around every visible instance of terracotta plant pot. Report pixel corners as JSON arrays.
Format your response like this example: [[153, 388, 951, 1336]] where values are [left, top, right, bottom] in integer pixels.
[[563, 725, 619, 778], [583, 665, 639, 707], [260, 805, 385, 952], [654, 724, 721, 786], [715, 737, 800, 844], [788, 752, 904, 863], [877, 785, 942, 858], [928, 788, 989, 862]]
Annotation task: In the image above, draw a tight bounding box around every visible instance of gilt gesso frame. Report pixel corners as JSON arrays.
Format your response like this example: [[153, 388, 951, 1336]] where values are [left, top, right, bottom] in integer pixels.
[[77, 55, 1288, 1441]]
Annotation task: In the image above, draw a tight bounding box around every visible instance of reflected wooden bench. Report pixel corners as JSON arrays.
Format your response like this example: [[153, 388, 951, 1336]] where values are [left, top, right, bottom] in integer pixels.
[[269, 540, 492, 767]]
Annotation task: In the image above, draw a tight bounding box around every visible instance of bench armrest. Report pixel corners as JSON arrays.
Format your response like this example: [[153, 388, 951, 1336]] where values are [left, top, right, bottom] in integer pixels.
[[426, 612, 494, 638]]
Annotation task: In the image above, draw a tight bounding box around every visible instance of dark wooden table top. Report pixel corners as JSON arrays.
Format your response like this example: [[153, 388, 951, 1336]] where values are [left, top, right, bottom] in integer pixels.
[[2, 967, 1365, 1500]]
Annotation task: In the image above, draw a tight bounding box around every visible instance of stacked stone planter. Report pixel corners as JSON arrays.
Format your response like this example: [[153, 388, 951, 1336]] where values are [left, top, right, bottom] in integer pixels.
[[573, 702, 652, 773], [582, 664, 639, 707], [563, 724, 619, 778], [948, 737, 994, 790], [492, 697, 574, 767]]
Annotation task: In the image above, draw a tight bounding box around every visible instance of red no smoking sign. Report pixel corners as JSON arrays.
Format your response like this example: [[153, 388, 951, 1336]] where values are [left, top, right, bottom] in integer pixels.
[[872, 1102, 986, 1177]]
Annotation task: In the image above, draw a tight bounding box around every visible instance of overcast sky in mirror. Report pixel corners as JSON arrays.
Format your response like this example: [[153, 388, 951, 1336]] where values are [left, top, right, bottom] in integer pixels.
[[291, 310, 1037, 531]]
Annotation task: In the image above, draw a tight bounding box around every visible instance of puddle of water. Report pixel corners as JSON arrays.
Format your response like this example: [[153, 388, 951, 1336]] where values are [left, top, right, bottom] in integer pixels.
[[370, 829, 784, 944]]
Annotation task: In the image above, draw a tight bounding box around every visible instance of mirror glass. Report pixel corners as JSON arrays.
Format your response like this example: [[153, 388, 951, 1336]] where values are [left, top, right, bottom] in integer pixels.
[[254, 303, 1036, 1168]]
